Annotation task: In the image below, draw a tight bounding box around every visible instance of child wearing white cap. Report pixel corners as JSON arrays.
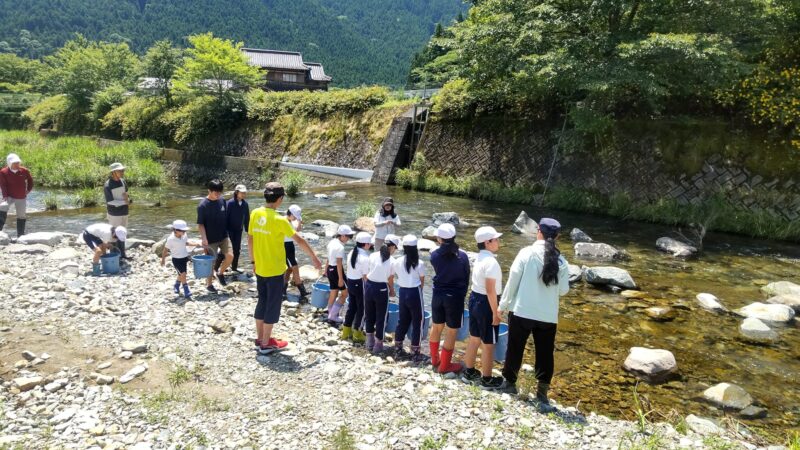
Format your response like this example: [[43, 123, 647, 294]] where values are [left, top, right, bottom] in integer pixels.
[[283, 204, 308, 298], [391, 234, 427, 362], [364, 233, 401, 354], [80, 223, 127, 275], [341, 231, 372, 343], [461, 226, 504, 390], [325, 224, 355, 324], [161, 220, 192, 299]]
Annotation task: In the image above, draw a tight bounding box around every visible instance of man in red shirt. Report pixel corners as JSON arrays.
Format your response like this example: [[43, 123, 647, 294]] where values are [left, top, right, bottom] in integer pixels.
[[0, 153, 34, 237]]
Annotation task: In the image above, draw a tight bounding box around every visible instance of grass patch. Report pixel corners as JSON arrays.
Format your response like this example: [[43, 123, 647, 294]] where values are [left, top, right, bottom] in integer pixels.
[[280, 170, 308, 196], [788, 431, 800, 450], [617, 430, 665, 450], [701, 435, 739, 450], [72, 188, 100, 208], [353, 201, 375, 219], [43, 192, 59, 211], [330, 425, 355, 450], [167, 365, 192, 389], [420, 434, 448, 450], [396, 168, 537, 204]]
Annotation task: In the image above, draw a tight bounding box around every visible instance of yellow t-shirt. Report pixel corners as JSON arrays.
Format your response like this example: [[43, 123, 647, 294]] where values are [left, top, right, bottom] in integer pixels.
[[248, 206, 296, 277]]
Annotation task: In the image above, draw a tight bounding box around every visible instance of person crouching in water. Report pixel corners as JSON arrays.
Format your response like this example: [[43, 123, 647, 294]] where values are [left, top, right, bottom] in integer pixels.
[[341, 232, 372, 343], [364, 234, 400, 354], [429, 223, 470, 374], [325, 225, 355, 325], [161, 220, 192, 300], [461, 226, 504, 390], [497, 218, 570, 404], [81, 223, 127, 276], [283, 204, 309, 298], [391, 234, 427, 362]]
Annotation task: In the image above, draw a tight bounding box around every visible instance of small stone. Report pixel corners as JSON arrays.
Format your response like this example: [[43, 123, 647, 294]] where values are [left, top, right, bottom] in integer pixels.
[[644, 307, 676, 322], [13, 376, 44, 392], [703, 383, 753, 410], [622, 347, 677, 382], [21, 350, 37, 361], [97, 361, 112, 370], [91, 373, 115, 385], [685, 414, 721, 435], [570, 228, 593, 243], [656, 237, 697, 258], [621, 290, 647, 299], [737, 302, 795, 323], [432, 212, 459, 226], [119, 365, 148, 383], [44, 379, 68, 393], [696, 293, 727, 312], [739, 405, 767, 419], [120, 341, 148, 354], [50, 408, 76, 424], [119, 351, 133, 359], [512, 211, 538, 235], [739, 318, 779, 344], [209, 319, 234, 334]]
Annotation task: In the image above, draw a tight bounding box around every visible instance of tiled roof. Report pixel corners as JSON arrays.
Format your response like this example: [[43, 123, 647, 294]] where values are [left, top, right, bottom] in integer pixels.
[[242, 48, 309, 71], [306, 62, 332, 82]]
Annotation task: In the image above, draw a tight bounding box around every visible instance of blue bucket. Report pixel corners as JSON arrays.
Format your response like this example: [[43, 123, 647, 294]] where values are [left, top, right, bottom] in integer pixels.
[[100, 252, 120, 274], [385, 303, 400, 333], [457, 309, 470, 341], [494, 323, 509, 362], [192, 255, 215, 279], [421, 310, 432, 339], [310, 282, 330, 309]]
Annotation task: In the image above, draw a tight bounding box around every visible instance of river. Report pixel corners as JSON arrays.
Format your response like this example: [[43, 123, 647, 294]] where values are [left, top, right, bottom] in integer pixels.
[[23, 182, 800, 440]]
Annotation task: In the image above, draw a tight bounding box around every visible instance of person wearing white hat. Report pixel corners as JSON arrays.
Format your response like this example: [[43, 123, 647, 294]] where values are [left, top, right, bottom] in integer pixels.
[[104, 162, 130, 260], [429, 223, 471, 374], [0, 152, 34, 236], [461, 226, 504, 390], [225, 184, 250, 273], [161, 219, 192, 299], [283, 204, 308, 298], [391, 234, 428, 362], [80, 223, 127, 275], [325, 224, 355, 324], [364, 233, 401, 354], [341, 231, 373, 343]]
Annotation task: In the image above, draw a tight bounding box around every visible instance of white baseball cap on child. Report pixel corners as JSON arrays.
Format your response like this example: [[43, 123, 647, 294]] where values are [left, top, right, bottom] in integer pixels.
[[337, 224, 355, 236], [235, 184, 247, 193], [172, 220, 189, 231], [402, 234, 418, 246], [355, 232, 372, 244], [114, 226, 128, 242], [384, 234, 402, 247], [435, 223, 456, 239], [474, 226, 502, 244], [288, 204, 302, 222]]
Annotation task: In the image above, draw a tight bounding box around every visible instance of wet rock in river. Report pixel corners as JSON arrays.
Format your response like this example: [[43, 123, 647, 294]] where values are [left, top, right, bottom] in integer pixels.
[[432, 212, 460, 226], [511, 211, 537, 235], [695, 293, 727, 312], [703, 382, 753, 410], [737, 302, 795, 323], [417, 239, 438, 252], [584, 266, 637, 289], [739, 405, 767, 419], [644, 307, 676, 322], [568, 264, 582, 283], [309, 220, 340, 238], [574, 243, 626, 261], [656, 237, 697, 258], [765, 294, 800, 312], [761, 280, 800, 297], [353, 217, 375, 233], [570, 228, 593, 243], [620, 290, 647, 299], [421, 226, 437, 239], [622, 347, 677, 382], [738, 318, 778, 344]]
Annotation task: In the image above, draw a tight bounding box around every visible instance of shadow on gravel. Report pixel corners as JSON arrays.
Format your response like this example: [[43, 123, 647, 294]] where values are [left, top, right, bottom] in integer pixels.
[[255, 353, 322, 373]]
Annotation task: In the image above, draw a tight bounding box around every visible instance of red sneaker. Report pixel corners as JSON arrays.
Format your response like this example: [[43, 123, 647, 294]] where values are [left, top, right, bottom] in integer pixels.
[[267, 338, 288, 349], [254, 339, 262, 348]]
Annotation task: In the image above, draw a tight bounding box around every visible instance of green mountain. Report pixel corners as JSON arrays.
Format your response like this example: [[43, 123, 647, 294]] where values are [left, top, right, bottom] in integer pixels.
[[0, 0, 467, 87]]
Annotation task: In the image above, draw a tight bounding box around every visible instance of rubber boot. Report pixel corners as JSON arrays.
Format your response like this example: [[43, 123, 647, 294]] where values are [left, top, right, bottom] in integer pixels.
[[536, 383, 550, 405], [366, 333, 375, 352], [429, 341, 440, 368], [0, 210, 6, 231], [328, 302, 343, 323], [438, 348, 463, 374], [283, 282, 289, 299], [372, 340, 384, 355], [410, 346, 427, 364], [92, 263, 101, 277], [16, 219, 25, 237], [352, 330, 366, 344], [182, 284, 192, 299], [340, 325, 353, 341], [298, 283, 309, 298], [173, 280, 180, 294]]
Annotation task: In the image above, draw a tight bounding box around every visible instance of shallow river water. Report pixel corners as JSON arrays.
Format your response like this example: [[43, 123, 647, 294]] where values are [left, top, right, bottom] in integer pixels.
[[25, 182, 800, 439]]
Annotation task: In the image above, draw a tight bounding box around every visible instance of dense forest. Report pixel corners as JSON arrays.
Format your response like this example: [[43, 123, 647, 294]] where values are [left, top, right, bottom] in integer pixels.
[[0, 0, 466, 87]]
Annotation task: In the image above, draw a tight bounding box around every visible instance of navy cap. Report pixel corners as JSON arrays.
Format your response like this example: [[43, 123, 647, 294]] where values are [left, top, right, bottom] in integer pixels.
[[538, 218, 561, 237]]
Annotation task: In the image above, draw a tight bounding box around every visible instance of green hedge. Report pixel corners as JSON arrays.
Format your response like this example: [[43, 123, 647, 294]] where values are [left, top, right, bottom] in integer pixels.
[[245, 86, 390, 122]]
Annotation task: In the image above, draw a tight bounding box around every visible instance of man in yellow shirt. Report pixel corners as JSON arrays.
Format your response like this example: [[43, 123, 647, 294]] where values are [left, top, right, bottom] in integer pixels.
[[248, 182, 321, 354]]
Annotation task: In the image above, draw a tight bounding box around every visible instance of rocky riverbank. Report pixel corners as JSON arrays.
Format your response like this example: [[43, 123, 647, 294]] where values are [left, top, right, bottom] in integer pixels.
[[0, 233, 783, 449]]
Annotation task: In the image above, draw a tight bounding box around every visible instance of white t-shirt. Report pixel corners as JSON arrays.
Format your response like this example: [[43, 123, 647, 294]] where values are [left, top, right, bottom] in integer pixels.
[[471, 250, 502, 295], [283, 218, 300, 243], [85, 223, 114, 243], [165, 233, 189, 259], [374, 212, 401, 239], [346, 248, 371, 280], [392, 256, 426, 288], [327, 239, 345, 267], [367, 252, 394, 283]]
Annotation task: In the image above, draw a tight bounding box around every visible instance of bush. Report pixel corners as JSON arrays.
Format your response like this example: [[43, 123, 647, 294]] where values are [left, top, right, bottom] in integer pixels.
[[73, 188, 100, 207], [246, 86, 390, 122], [90, 83, 128, 123], [280, 171, 308, 196], [101, 96, 170, 140], [353, 201, 375, 218], [22, 94, 86, 131], [161, 94, 246, 144], [395, 167, 537, 204], [43, 192, 59, 211]]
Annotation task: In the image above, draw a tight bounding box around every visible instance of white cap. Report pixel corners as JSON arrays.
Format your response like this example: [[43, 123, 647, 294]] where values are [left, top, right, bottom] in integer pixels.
[[402, 234, 418, 247], [337, 224, 354, 236], [172, 220, 189, 231], [435, 223, 456, 239], [288, 204, 302, 222], [114, 226, 128, 242], [109, 162, 125, 172], [355, 232, 372, 244], [6, 153, 21, 166], [475, 226, 502, 243], [235, 184, 247, 193], [384, 234, 402, 247]]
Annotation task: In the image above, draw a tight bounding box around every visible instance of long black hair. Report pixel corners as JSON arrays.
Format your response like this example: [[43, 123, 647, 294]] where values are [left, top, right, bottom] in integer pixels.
[[403, 245, 419, 273], [350, 243, 369, 269], [439, 237, 459, 258], [379, 197, 396, 218], [541, 230, 561, 286], [380, 242, 397, 262]]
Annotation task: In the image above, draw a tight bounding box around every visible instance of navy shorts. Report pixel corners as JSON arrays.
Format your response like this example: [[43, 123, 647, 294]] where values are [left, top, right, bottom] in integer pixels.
[[431, 289, 466, 329], [285, 241, 298, 268], [327, 265, 344, 290], [82, 231, 103, 250], [468, 292, 499, 345], [172, 257, 189, 274], [254, 275, 284, 324]]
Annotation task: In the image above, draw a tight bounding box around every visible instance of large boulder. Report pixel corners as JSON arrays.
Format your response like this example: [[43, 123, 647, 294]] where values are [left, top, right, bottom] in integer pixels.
[[299, 232, 320, 242], [623, 347, 677, 382], [310, 220, 340, 238], [432, 212, 459, 226], [738, 318, 779, 344], [766, 294, 800, 312], [695, 293, 727, 312], [421, 226, 438, 240], [568, 264, 583, 283], [125, 238, 156, 250], [583, 266, 637, 289], [511, 211, 538, 235], [574, 242, 625, 261], [353, 217, 375, 233], [18, 232, 68, 247], [737, 302, 795, 323], [6, 243, 51, 255], [569, 228, 593, 243], [761, 281, 800, 297], [702, 383, 753, 410], [656, 237, 698, 258], [151, 234, 172, 256], [299, 265, 322, 281], [49, 247, 80, 261]]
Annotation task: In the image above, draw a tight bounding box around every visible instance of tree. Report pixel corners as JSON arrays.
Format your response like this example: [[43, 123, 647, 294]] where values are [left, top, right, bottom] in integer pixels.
[[142, 40, 181, 106], [175, 33, 262, 98], [0, 53, 42, 92]]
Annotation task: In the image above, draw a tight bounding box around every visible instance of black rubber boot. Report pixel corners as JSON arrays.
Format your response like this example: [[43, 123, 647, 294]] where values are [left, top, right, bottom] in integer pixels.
[[117, 240, 131, 260], [16, 218, 25, 237], [0, 210, 7, 231], [214, 253, 224, 272], [298, 283, 309, 297], [536, 383, 550, 405]]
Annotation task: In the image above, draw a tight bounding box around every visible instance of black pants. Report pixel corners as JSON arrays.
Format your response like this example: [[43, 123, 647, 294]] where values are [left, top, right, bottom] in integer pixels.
[[344, 278, 365, 329], [396, 286, 424, 347], [364, 281, 389, 339], [230, 230, 242, 270], [501, 312, 557, 385]]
